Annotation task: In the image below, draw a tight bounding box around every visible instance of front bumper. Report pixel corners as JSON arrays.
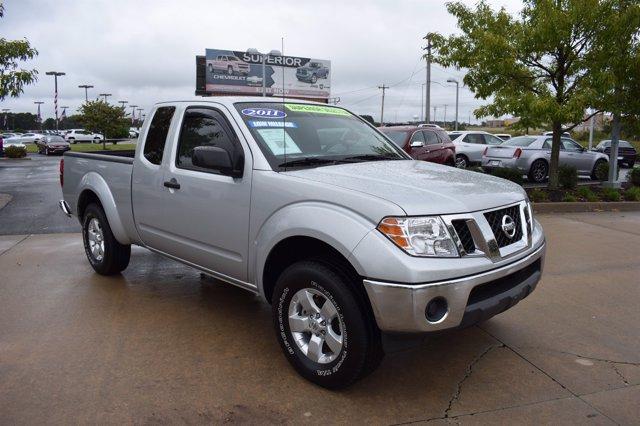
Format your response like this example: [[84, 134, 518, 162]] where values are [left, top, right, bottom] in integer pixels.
[[363, 241, 545, 333]]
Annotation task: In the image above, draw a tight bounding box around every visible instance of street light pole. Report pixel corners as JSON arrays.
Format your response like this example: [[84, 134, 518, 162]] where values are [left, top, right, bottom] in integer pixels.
[[99, 93, 112, 103], [423, 34, 432, 123], [34, 101, 44, 132], [78, 84, 93, 103], [447, 78, 460, 131], [46, 71, 66, 132], [246, 48, 282, 97]]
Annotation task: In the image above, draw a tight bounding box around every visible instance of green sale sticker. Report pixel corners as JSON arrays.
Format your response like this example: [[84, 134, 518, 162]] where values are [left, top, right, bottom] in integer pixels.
[[284, 104, 350, 116]]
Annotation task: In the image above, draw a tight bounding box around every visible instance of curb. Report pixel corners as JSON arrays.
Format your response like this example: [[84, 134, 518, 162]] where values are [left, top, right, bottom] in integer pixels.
[[533, 201, 640, 213], [0, 157, 31, 161]]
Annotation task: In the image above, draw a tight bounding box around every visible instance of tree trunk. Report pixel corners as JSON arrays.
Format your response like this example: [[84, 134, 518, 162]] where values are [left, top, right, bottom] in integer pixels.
[[548, 121, 563, 189], [607, 113, 621, 186]]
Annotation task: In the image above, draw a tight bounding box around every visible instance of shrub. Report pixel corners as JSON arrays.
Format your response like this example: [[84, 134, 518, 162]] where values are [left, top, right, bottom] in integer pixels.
[[600, 187, 621, 202], [558, 165, 578, 189], [528, 189, 548, 202], [3, 145, 27, 158], [563, 193, 577, 202], [489, 167, 524, 185], [594, 161, 620, 181], [624, 186, 640, 201], [577, 186, 599, 202], [630, 167, 640, 186]]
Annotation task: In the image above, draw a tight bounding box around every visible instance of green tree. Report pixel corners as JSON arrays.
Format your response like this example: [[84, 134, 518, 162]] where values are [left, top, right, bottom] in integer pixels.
[[430, 0, 611, 188], [589, 0, 640, 183], [0, 4, 38, 100], [79, 100, 130, 149]]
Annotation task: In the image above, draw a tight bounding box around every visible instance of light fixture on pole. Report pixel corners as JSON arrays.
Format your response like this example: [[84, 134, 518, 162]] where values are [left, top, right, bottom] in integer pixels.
[[45, 71, 66, 131], [78, 84, 93, 103], [446, 78, 460, 131], [99, 93, 112, 103], [246, 48, 282, 97]]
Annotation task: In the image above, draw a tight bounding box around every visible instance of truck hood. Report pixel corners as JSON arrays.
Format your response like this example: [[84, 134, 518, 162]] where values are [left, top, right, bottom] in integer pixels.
[[284, 160, 526, 215]]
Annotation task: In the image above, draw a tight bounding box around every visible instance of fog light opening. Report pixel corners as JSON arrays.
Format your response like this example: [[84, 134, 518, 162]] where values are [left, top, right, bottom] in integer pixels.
[[425, 297, 448, 323]]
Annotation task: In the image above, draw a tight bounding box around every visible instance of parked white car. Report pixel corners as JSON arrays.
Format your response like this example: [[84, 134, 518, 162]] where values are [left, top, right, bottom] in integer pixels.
[[448, 131, 505, 168], [64, 129, 104, 144], [9, 132, 44, 144]]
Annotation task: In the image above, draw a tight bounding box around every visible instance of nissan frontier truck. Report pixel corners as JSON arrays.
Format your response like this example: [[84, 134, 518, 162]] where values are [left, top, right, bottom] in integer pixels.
[[59, 98, 545, 389]]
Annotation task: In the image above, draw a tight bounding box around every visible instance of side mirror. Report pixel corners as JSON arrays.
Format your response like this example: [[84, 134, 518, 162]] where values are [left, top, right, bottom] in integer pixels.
[[192, 146, 243, 178], [410, 141, 424, 148]]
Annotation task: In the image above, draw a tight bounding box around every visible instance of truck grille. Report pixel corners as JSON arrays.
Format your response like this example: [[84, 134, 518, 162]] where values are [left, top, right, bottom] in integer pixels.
[[484, 205, 523, 248], [451, 220, 475, 254]]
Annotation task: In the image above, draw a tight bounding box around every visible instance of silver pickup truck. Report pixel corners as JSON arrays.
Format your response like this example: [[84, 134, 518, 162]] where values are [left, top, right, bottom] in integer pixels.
[[59, 97, 545, 389]]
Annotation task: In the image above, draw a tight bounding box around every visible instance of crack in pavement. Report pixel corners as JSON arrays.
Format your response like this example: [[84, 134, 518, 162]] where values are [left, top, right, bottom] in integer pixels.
[[611, 364, 630, 386], [443, 343, 505, 419]]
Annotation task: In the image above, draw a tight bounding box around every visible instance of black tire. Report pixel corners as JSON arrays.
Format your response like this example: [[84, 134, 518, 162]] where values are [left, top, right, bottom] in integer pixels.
[[82, 203, 131, 275], [528, 159, 548, 183], [272, 260, 383, 389], [591, 159, 607, 180], [455, 154, 469, 168]]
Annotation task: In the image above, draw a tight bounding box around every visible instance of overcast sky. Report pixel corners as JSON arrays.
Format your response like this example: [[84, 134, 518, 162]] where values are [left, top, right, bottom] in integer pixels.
[[1, 0, 523, 124]]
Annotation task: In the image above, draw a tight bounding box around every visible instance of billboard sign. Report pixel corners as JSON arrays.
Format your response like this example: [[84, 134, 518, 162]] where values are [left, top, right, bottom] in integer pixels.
[[203, 48, 331, 100]]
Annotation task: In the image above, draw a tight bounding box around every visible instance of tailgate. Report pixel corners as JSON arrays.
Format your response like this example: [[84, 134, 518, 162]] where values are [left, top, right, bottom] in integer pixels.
[[484, 145, 519, 159]]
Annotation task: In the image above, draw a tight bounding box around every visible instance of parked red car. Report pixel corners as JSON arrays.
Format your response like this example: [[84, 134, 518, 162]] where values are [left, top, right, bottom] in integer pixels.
[[378, 126, 456, 165]]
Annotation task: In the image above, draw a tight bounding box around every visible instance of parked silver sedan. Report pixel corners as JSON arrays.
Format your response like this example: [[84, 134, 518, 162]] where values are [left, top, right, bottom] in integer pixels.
[[482, 135, 609, 183], [449, 131, 505, 168]]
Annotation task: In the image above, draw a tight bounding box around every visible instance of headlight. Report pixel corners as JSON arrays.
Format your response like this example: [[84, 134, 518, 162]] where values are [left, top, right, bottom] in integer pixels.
[[377, 216, 459, 257]]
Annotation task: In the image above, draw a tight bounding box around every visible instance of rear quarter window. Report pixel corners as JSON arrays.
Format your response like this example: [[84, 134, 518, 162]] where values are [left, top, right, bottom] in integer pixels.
[[143, 106, 176, 165]]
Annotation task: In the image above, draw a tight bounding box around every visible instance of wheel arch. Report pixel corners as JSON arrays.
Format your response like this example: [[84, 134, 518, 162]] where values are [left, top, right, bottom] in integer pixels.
[[75, 172, 132, 244]]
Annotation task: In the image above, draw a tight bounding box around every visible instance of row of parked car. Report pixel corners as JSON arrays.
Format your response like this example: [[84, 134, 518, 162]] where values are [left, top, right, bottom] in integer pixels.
[[377, 125, 637, 183]]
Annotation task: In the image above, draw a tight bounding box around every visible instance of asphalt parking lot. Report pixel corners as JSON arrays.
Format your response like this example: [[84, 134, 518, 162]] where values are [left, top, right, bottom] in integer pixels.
[[0, 210, 638, 424]]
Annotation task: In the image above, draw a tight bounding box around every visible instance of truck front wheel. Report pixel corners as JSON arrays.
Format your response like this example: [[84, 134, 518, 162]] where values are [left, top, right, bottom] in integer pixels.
[[82, 203, 131, 275], [272, 260, 383, 389]]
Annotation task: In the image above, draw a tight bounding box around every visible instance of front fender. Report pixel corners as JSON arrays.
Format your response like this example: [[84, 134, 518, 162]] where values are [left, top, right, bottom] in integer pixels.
[[78, 171, 131, 244], [252, 201, 376, 299]]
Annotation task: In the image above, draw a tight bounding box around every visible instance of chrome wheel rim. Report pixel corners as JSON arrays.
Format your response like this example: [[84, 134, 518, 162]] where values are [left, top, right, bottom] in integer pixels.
[[532, 162, 546, 181], [455, 156, 467, 168], [87, 218, 105, 261], [288, 288, 344, 364]]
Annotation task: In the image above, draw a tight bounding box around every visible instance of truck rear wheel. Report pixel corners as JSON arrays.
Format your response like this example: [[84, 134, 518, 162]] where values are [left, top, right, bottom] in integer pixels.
[[272, 260, 383, 389], [82, 203, 130, 275]]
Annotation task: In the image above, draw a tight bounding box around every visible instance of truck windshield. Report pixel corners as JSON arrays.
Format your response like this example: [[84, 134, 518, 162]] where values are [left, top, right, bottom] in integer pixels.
[[234, 102, 406, 170]]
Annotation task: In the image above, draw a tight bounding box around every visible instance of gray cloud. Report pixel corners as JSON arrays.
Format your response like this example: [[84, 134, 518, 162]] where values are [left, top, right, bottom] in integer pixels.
[[0, 0, 523, 123]]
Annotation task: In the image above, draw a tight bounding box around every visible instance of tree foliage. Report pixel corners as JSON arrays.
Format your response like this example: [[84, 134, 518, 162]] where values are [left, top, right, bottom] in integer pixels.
[[79, 101, 130, 142], [430, 0, 620, 188], [0, 4, 38, 100]]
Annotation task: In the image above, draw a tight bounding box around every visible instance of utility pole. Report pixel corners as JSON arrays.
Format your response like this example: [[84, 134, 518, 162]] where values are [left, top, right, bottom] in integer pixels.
[[433, 106, 438, 124], [78, 84, 93, 103], [420, 83, 426, 122], [118, 100, 128, 110], [45, 71, 65, 132], [99, 93, 112, 103], [60, 106, 69, 130], [136, 108, 144, 124], [34, 101, 44, 132], [2, 109, 10, 130], [588, 112, 595, 150], [444, 105, 447, 127], [423, 34, 432, 123], [378, 84, 388, 125]]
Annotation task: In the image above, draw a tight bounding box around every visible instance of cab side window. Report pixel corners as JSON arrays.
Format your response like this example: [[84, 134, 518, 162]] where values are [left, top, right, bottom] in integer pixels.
[[410, 131, 425, 144], [463, 133, 484, 144], [176, 108, 242, 174], [143, 106, 176, 165], [562, 138, 582, 152]]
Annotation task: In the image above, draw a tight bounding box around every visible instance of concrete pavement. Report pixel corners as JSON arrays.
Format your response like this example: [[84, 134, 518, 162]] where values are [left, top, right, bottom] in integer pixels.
[[0, 212, 638, 424]]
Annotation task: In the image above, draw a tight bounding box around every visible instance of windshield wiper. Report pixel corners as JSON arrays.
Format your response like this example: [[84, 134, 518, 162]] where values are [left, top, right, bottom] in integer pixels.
[[278, 157, 340, 168], [342, 154, 401, 162]]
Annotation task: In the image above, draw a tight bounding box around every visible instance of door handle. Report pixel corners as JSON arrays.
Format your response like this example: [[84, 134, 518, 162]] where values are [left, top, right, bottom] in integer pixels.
[[163, 178, 180, 190]]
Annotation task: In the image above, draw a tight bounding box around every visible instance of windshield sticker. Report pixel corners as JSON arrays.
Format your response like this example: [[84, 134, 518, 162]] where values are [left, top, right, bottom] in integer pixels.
[[284, 104, 351, 116], [248, 120, 298, 128], [241, 107, 286, 118], [256, 128, 302, 155]]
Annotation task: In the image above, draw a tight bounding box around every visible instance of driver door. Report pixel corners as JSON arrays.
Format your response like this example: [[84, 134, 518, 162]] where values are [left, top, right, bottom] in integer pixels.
[[153, 107, 252, 281]]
